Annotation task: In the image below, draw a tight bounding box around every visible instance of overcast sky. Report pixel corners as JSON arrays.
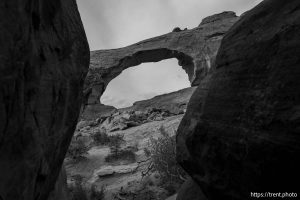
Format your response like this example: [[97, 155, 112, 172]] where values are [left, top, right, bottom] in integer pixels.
[[77, 0, 262, 108]]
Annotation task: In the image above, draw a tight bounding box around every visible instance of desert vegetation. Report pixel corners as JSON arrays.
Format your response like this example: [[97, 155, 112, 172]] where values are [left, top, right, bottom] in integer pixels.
[[67, 137, 89, 160], [66, 109, 187, 199], [91, 129, 111, 145], [104, 134, 136, 163], [69, 175, 105, 200], [142, 126, 187, 194]]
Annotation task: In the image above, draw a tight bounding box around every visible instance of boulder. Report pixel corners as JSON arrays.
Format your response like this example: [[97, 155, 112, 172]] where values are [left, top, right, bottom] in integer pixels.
[[0, 0, 89, 199], [177, 0, 300, 199], [95, 164, 138, 178], [176, 177, 207, 200]]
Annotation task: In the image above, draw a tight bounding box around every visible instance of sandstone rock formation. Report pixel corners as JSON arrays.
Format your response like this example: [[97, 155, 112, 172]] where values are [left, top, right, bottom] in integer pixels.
[[47, 166, 70, 200], [81, 103, 117, 120], [83, 12, 239, 119], [0, 1, 89, 200], [177, 0, 300, 199], [80, 87, 196, 133], [123, 87, 197, 115]]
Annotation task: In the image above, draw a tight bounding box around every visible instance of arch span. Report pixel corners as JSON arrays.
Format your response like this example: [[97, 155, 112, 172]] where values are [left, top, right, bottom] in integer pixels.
[[82, 11, 239, 119]]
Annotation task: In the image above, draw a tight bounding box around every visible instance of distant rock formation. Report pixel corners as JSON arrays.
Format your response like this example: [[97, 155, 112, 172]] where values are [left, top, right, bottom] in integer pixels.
[[0, 0, 89, 200], [199, 11, 237, 25], [122, 87, 197, 114], [83, 12, 239, 119], [81, 103, 117, 121], [177, 0, 300, 199], [79, 87, 196, 134]]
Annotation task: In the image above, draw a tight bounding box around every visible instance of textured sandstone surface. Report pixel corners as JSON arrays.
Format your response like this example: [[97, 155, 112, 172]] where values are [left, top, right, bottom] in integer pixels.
[[0, 1, 89, 200], [83, 12, 239, 119], [81, 103, 117, 120], [177, 0, 300, 199], [122, 87, 197, 114]]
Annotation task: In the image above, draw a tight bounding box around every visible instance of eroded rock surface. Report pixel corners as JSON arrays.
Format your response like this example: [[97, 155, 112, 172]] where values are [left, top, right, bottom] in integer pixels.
[[79, 87, 196, 133], [83, 12, 239, 119], [47, 165, 70, 200], [123, 87, 197, 115], [0, 0, 89, 199], [177, 0, 300, 199]]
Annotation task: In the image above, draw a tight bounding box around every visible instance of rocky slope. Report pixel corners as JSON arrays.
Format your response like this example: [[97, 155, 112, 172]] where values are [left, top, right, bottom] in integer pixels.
[[67, 115, 183, 200], [0, 1, 89, 200], [177, 0, 300, 199], [83, 12, 239, 120]]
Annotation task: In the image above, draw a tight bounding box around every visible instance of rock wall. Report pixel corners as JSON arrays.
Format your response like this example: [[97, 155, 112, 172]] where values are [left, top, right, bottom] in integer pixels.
[[83, 12, 239, 119], [177, 0, 300, 199], [0, 0, 89, 200], [47, 165, 70, 200]]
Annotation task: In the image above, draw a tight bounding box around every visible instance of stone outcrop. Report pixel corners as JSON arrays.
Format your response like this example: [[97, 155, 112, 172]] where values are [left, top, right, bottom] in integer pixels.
[[81, 103, 117, 120], [81, 87, 196, 132], [0, 1, 89, 200], [200, 11, 237, 26], [124, 87, 197, 115], [83, 12, 239, 119], [177, 0, 300, 199]]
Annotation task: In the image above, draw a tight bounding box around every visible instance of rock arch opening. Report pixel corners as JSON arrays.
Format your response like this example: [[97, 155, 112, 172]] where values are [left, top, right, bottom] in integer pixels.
[[83, 48, 196, 120], [101, 58, 191, 109]]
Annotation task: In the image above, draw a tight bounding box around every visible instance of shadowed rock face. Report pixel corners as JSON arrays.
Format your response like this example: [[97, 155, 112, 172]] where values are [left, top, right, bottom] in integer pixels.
[[0, 0, 89, 200], [177, 0, 300, 199], [83, 12, 239, 118]]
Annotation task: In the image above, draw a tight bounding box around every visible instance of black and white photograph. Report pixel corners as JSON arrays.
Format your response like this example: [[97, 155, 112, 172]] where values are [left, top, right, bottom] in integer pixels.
[[0, 0, 299, 199]]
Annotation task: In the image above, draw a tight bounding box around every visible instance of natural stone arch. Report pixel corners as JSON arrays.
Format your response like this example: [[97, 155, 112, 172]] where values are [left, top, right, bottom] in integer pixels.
[[82, 11, 239, 119], [89, 48, 194, 103]]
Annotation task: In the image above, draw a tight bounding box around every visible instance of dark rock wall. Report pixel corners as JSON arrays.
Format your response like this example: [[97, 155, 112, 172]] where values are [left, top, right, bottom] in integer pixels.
[[177, 0, 300, 199], [176, 177, 207, 200], [47, 165, 70, 200], [0, 0, 89, 200]]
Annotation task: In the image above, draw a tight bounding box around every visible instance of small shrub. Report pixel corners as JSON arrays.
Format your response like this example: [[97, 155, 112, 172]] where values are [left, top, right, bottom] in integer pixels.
[[107, 134, 124, 157], [104, 134, 137, 162], [105, 149, 136, 163], [147, 126, 187, 193], [92, 129, 110, 145], [172, 27, 181, 32], [67, 138, 88, 160], [144, 147, 151, 157], [69, 176, 106, 200], [90, 184, 105, 200], [69, 176, 88, 200]]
